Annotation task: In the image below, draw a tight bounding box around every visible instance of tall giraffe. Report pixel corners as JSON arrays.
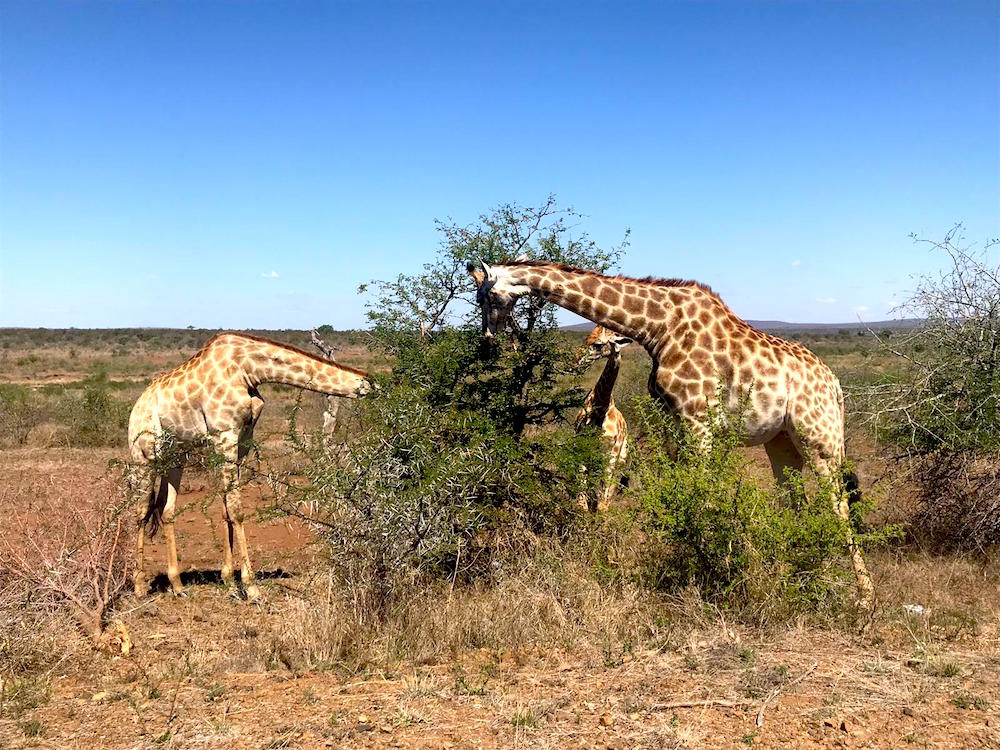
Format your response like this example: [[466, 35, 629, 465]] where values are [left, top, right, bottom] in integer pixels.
[[127, 332, 372, 601], [469, 260, 874, 607], [575, 325, 631, 512]]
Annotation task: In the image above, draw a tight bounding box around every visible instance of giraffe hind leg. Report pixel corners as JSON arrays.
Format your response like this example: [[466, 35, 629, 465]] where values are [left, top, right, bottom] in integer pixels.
[[130, 464, 156, 598], [162, 465, 185, 596], [763, 432, 806, 490], [816, 456, 875, 610]]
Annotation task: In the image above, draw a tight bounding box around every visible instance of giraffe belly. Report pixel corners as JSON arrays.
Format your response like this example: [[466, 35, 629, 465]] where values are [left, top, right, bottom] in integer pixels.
[[156, 399, 211, 444], [741, 419, 783, 446]]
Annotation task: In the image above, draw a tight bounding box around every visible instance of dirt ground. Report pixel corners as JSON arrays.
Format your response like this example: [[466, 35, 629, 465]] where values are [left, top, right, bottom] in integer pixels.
[[2, 447, 998, 750]]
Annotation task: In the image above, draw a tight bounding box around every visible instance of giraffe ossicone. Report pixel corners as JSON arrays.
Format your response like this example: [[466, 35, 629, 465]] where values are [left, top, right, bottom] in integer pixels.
[[127, 332, 372, 601], [469, 259, 875, 608]]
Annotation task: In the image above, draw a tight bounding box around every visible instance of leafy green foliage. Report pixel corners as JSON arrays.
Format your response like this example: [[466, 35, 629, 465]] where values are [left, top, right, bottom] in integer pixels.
[[629, 396, 850, 614]]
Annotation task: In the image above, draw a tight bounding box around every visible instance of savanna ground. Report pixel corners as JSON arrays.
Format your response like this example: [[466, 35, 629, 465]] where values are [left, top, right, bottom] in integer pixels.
[[1, 327, 998, 749]]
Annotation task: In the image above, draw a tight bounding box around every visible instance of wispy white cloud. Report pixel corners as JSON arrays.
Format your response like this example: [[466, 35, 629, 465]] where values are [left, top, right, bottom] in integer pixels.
[[854, 305, 869, 313], [261, 270, 279, 279], [791, 259, 802, 268], [816, 296, 837, 304]]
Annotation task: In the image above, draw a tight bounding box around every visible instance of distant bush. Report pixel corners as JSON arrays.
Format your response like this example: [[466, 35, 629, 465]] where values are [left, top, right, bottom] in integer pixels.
[[0, 384, 47, 447], [56, 371, 131, 447], [628, 396, 851, 618]]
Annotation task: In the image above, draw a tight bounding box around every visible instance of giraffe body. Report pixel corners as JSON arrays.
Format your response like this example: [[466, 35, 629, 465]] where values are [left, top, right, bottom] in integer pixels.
[[470, 260, 874, 606], [576, 326, 631, 511], [127, 332, 371, 600]]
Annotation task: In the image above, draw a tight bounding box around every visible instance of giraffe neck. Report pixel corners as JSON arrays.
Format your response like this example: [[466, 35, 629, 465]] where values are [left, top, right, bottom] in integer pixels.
[[221, 335, 367, 396], [589, 351, 620, 415], [505, 263, 693, 353]]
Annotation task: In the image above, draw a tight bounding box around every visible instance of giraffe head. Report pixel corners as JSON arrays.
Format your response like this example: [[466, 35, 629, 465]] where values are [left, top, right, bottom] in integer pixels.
[[467, 260, 531, 338], [577, 325, 632, 366], [333, 367, 375, 398]]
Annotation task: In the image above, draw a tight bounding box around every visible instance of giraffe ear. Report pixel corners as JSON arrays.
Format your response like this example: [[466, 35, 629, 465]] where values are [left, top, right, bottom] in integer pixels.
[[613, 334, 633, 347], [479, 259, 493, 277]]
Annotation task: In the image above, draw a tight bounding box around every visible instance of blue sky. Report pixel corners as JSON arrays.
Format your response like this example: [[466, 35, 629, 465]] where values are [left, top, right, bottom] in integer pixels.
[[1, 1, 997, 329]]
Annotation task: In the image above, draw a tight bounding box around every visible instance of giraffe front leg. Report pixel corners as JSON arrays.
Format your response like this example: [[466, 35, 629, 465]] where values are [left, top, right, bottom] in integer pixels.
[[224, 472, 260, 601], [162, 466, 185, 596], [220, 499, 236, 594], [218, 430, 260, 602]]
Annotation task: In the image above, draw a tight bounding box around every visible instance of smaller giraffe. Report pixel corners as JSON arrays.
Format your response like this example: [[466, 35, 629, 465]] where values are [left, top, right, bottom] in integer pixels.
[[575, 325, 632, 512], [127, 332, 371, 601]]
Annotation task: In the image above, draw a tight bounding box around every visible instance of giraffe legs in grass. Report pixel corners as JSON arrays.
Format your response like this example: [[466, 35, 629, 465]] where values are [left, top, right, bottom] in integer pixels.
[[162, 466, 185, 595], [217, 427, 261, 601], [131, 465, 155, 598], [815, 456, 875, 609], [763, 432, 805, 489], [764, 432, 874, 609]]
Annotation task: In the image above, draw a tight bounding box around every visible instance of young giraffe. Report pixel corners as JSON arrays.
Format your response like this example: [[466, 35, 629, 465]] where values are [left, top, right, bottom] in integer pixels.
[[127, 332, 372, 601], [469, 260, 874, 607], [575, 325, 632, 512]]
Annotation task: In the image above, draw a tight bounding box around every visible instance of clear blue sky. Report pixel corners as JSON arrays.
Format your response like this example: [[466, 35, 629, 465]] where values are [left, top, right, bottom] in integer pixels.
[[1, 1, 997, 329]]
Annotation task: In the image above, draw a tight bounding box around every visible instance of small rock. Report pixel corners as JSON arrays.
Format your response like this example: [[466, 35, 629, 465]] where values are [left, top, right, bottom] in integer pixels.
[[358, 714, 369, 723], [839, 719, 849, 733], [823, 719, 836, 729], [599, 714, 615, 727], [628, 712, 639, 720], [91, 691, 109, 702], [903, 706, 916, 718]]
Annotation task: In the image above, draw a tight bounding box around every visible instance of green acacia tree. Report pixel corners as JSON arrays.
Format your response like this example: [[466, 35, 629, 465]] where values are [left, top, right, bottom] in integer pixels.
[[361, 195, 629, 437], [280, 198, 629, 607]]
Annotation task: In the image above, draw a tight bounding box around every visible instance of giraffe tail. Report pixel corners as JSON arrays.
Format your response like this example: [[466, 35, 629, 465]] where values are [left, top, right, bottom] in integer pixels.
[[842, 466, 867, 531], [843, 467, 862, 508], [141, 481, 165, 537]]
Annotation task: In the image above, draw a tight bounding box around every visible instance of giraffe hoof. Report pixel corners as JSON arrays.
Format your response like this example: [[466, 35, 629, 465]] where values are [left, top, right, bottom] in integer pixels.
[[245, 584, 262, 603], [133, 583, 148, 599], [172, 588, 187, 598]]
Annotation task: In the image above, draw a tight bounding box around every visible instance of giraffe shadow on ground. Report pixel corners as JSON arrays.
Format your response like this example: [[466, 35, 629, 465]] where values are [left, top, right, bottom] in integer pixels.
[[149, 568, 292, 593]]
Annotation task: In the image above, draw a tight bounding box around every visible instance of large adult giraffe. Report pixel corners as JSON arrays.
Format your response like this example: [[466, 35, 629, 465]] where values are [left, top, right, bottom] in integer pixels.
[[469, 260, 874, 607], [127, 332, 372, 601]]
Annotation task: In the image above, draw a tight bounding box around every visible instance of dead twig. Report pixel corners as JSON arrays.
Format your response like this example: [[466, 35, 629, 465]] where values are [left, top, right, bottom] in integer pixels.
[[649, 698, 749, 711], [756, 661, 818, 728]]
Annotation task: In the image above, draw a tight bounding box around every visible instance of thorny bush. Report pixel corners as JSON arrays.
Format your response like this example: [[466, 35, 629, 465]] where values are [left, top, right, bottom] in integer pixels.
[[857, 226, 1000, 550]]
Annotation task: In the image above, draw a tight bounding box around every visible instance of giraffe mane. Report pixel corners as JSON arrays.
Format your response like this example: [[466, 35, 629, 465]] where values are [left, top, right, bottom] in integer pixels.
[[201, 331, 370, 377], [504, 259, 724, 302]]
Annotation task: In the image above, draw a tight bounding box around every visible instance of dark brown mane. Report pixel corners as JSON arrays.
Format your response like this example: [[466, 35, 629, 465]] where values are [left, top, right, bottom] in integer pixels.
[[204, 331, 370, 377], [506, 259, 723, 301]]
